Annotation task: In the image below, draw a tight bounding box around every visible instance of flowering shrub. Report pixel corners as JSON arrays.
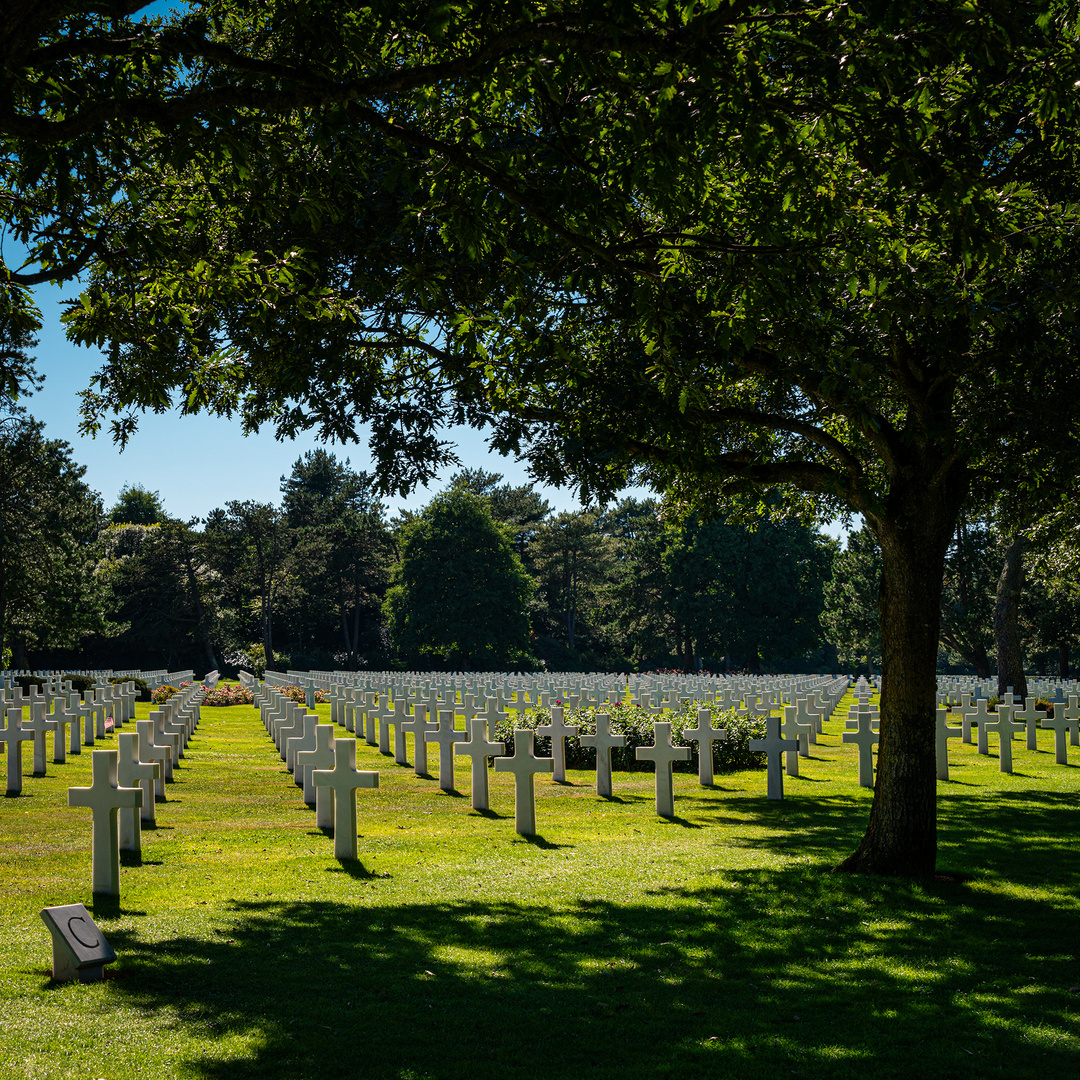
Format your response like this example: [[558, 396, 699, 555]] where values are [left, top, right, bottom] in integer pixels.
[[277, 684, 329, 704], [497, 699, 766, 773], [202, 683, 255, 707], [152, 685, 180, 704]]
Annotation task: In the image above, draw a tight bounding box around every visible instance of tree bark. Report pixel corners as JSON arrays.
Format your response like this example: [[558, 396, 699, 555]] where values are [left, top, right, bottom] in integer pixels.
[[1059, 642, 1070, 680], [994, 536, 1027, 701], [838, 470, 963, 877]]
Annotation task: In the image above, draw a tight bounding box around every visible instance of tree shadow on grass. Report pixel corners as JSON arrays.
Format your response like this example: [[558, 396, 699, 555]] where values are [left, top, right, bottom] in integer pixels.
[[103, 853, 1080, 1080]]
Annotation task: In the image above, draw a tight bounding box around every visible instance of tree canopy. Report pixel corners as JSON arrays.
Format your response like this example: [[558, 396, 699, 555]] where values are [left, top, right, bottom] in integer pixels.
[[384, 487, 534, 670]]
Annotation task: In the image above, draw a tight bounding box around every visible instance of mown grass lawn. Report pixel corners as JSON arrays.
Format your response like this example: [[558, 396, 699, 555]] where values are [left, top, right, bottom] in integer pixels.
[[1, 690, 1077, 1080]]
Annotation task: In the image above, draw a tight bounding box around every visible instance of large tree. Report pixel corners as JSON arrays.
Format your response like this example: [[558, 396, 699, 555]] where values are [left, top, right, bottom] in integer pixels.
[[13, 3, 1080, 875], [97, 517, 219, 672], [280, 450, 394, 670], [204, 500, 288, 672], [384, 487, 534, 670], [0, 413, 105, 665], [666, 514, 834, 674]]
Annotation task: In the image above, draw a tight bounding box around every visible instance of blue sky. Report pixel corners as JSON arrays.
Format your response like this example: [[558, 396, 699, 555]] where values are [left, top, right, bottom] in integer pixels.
[[22, 278, 611, 521]]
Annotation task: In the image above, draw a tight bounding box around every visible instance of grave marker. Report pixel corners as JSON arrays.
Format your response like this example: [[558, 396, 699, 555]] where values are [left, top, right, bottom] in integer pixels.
[[40, 903, 116, 983], [1013, 698, 1046, 751], [682, 709, 727, 786], [750, 715, 800, 799], [312, 739, 379, 861], [135, 720, 170, 799], [455, 718, 505, 811], [50, 706, 73, 764], [635, 721, 691, 817], [22, 703, 54, 776], [580, 712, 627, 797], [936, 707, 963, 781], [983, 706, 1024, 774], [400, 705, 437, 775], [296, 724, 337, 826], [536, 706, 579, 783], [842, 711, 878, 789], [116, 732, 158, 855], [67, 750, 142, 895], [426, 711, 467, 792], [1041, 705, 1074, 766], [1, 707, 33, 794], [494, 730, 554, 835]]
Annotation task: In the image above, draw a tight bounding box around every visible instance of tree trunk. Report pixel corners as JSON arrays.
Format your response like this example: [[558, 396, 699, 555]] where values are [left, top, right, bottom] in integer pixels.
[[11, 632, 27, 669], [263, 592, 276, 673], [748, 642, 761, 676], [967, 643, 992, 680], [839, 476, 961, 877], [1059, 642, 1070, 680], [994, 536, 1027, 701]]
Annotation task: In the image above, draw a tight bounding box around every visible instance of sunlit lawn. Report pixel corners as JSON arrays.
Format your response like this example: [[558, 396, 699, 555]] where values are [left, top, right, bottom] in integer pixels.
[[1, 690, 1077, 1079]]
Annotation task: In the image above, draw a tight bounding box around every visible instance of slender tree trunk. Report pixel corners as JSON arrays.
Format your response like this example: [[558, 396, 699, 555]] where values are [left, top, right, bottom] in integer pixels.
[[262, 586, 276, 673], [1059, 642, 1070, 680], [994, 536, 1027, 701], [12, 632, 27, 669], [748, 642, 761, 676], [839, 473, 962, 877]]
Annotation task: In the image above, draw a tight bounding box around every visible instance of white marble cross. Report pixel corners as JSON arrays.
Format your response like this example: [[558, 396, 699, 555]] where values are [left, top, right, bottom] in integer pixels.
[[68, 750, 143, 895], [400, 705, 438, 775], [750, 715, 800, 799], [1, 707, 33, 795], [426, 711, 467, 792], [494, 729, 554, 835], [794, 697, 821, 742], [936, 707, 963, 781], [956, 693, 976, 743], [983, 706, 1024, 773], [1042, 704, 1074, 766], [536, 706, 579, 783], [391, 699, 412, 765], [970, 698, 995, 754], [312, 739, 379, 861], [50, 706, 73, 764], [150, 710, 180, 779], [636, 721, 691, 816], [376, 698, 395, 755], [842, 711, 878, 789], [78, 698, 95, 747], [781, 705, 812, 770], [135, 720, 171, 799], [116, 732, 158, 854], [363, 691, 379, 745], [1063, 694, 1080, 747], [681, 709, 727, 786], [455, 718, 505, 810], [296, 724, 337, 824], [580, 712, 627, 797], [479, 696, 506, 741], [64, 704, 83, 756], [274, 703, 306, 758], [286, 715, 319, 777], [1013, 697, 1046, 752], [22, 702, 55, 776]]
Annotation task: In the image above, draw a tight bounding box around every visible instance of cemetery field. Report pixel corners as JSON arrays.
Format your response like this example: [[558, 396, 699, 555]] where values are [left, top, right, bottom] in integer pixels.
[[1, 694, 1078, 1080]]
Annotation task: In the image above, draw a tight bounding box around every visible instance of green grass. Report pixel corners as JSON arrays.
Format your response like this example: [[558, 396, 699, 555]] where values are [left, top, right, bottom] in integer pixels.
[[1, 692, 1078, 1079]]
